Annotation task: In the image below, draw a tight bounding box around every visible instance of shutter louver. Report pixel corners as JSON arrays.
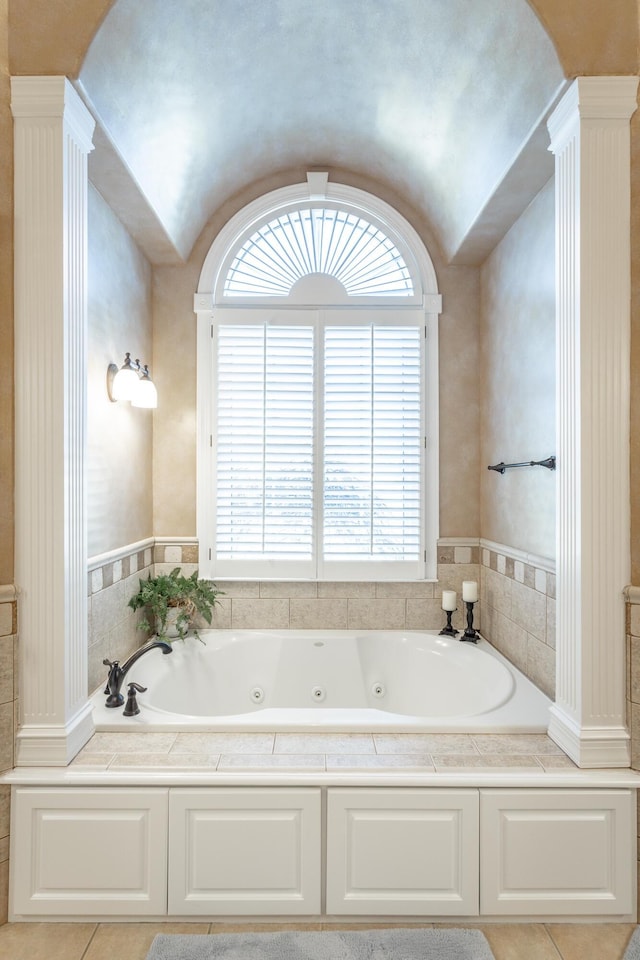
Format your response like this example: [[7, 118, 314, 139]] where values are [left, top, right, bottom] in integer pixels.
[[323, 325, 422, 563], [215, 324, 315, 567]]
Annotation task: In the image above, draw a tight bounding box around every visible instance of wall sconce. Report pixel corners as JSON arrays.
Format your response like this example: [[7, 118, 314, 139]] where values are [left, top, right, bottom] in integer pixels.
[[106, 353, 158, 409]]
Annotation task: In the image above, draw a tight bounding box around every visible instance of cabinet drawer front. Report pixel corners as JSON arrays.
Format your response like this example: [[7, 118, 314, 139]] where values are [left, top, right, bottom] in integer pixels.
[[480, 789, 636, 916], [326, 788, 479, 916], [168, 788, 321, 915], [11, 787, 168, 916]]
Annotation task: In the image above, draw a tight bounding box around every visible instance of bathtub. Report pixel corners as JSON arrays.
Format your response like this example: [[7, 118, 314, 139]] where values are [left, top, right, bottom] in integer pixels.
[[91, 629, 551, 733]]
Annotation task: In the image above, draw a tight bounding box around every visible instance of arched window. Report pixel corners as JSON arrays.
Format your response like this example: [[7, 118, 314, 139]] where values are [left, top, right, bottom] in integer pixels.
[[195, 176, 441, 580]]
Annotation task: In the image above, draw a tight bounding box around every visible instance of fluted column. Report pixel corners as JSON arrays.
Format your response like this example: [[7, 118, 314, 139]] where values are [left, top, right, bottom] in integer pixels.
[[11, 77, 95, 764], [547, 77, 638, 767]]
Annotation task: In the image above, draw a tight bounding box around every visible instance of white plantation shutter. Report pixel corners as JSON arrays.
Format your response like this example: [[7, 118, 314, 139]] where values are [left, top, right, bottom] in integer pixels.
[[214, 321, 316, 577], [210, 311, 425, 580], [322, 324, 421, 566]]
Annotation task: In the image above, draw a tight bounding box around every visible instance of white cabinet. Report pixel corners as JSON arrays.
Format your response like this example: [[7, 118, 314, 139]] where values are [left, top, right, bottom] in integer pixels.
[[326, 788, 479, 915], [480, 789, 635, 916], [11, 787, 168, 916], [168, 787, 322, 915], [9, 783, 636, 920]]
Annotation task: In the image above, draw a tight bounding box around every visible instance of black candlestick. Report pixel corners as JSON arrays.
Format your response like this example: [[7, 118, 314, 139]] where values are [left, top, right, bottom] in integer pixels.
[[460, 600, 479, 642], [439, 609, 458, 637]]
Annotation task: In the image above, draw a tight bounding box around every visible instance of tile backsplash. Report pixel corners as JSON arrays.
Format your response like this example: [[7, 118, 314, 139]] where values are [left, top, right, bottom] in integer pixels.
[[87, 536, 557, 700], [479, 540, 556, 699]]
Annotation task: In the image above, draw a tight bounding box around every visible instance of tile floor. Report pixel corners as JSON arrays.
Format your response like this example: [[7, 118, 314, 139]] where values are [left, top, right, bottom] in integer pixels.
[[0, 920, 637, 960], [1, 732, 635, 959]]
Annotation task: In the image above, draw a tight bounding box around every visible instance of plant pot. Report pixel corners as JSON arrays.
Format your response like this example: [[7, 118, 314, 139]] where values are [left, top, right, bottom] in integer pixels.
[[160, 605, 190, 639]]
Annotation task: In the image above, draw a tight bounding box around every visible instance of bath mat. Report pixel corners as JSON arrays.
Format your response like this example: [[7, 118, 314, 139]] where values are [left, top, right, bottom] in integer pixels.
[[146, 928, 496, 960], [624, 927, 640, 959]]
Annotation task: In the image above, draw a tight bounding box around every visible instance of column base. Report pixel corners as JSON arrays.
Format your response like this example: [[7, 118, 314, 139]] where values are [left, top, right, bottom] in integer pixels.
[[548, 704, 631, 768], [15, 701, 95, 767]]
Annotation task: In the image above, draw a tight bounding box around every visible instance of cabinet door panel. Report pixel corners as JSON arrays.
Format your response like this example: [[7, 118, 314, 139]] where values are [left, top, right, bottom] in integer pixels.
[[11, 787, 168, 916], [480, 789, 635, 916], [168, 788, 321, 915], [326, 788, 479, 915]]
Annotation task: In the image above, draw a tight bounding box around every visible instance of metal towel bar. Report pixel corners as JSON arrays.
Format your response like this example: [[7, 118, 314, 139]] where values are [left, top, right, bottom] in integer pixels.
[[487, 456, 556, 475]]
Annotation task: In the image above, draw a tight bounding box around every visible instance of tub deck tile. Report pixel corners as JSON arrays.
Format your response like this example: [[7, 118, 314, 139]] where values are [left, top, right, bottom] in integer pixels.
[[78, 732, 178, 754], [218, 754, 326, 771], [471, 734, 565, 755], [373, 733, 479, 755], [110, 753, 220, 769], [171, 732, 275, 754], [274, 733, 376, 754], [327, 753, 435, 771], [433, 754, 544, 770]]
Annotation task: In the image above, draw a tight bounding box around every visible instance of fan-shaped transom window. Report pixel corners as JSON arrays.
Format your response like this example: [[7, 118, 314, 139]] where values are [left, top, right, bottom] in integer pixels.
[[224, 208, 414, 298]]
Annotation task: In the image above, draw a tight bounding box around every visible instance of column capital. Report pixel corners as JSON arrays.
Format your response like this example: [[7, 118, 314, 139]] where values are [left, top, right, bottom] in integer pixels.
[[11, 76, 95, 153], [548, 76, 638, 153]]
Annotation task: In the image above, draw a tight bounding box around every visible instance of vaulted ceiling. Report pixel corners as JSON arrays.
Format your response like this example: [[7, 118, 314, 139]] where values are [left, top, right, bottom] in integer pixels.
[[76, 0, 567, 266]]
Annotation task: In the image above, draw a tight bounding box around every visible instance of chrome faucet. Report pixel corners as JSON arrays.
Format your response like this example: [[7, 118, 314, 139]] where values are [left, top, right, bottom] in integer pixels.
[[103, 640, 173, 708]]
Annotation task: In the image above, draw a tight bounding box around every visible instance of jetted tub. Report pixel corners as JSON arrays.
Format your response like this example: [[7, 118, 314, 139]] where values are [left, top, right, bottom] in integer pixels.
[[91, 630, 551, 733]]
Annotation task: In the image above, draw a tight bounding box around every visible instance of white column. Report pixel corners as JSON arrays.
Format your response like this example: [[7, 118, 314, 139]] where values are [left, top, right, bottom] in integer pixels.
[[547, 77, 638, 767], [11, 77, 95, 765]]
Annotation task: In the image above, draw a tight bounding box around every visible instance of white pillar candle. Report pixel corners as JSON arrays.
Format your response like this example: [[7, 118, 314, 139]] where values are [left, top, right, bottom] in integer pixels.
[[442, 590, 457, 612], [462, 580, 478, 603]]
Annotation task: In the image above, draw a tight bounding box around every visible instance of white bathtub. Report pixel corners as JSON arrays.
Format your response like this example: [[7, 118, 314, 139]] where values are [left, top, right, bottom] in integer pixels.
[[91, 630, 551, 733]]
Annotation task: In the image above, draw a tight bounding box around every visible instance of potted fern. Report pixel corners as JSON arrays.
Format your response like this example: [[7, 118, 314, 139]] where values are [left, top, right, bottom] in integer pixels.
[[128, 567, 222, 642]]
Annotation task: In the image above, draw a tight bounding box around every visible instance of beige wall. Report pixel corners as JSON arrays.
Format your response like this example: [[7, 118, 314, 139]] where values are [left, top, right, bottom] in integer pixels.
[[1, 0, 639, 587], [152, 194, 481, 541], [0, 1, 12, 588], [88, 185, 154, 557], [479, 178, 556, 559]]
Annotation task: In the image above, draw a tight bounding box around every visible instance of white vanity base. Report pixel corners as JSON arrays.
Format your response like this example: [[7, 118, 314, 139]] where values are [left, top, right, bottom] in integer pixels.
[[5, 769, 639, 922]]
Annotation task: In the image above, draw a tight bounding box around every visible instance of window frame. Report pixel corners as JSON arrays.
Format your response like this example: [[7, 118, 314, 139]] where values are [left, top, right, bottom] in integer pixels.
[[195, 177, 441, 582]]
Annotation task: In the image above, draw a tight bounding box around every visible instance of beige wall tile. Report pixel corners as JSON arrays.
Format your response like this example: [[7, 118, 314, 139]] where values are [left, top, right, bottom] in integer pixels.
[[289, 599, 348, 629], [0, 635, 13, 705], [0, 785, 9, 838], [0, 702, 13, 771], [231, 598, 290, 629], [511, 578, 547, 641], [482, 565, 512, 617], [0, 604, 12, 638], [435, 563, 479, 597], [0, 859, 7, 925], [631, 636, 640, 704], [215, 580, 260, 598], [260, 581, 317, 599], [376, 581, 434, 599], [347, 598, 406, 630], [317, 581, 375, 598], [526, 634, 556, 698], [209, 597, 232, 628], [631, 602, 640, 638], [405, 598, 448, 630], [546, 596, 556, 649]]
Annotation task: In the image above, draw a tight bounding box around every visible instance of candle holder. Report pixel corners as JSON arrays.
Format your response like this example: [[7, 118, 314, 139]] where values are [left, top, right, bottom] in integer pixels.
[[439, 608, 458, 637], [460, 600, 480, 642]]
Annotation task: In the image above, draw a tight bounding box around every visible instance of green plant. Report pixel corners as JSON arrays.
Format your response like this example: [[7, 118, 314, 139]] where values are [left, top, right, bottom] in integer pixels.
[[128, 567, 222, 642]]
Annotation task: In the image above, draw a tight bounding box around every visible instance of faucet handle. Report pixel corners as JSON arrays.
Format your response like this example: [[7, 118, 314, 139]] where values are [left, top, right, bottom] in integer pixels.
[[103, 658, 118, 694], [123, 681, 148, 718]]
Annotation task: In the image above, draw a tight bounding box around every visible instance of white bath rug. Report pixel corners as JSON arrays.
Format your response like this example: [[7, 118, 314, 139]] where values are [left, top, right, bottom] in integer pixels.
[[145, 928, 496, 960], [624, 927, 640, 959]]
